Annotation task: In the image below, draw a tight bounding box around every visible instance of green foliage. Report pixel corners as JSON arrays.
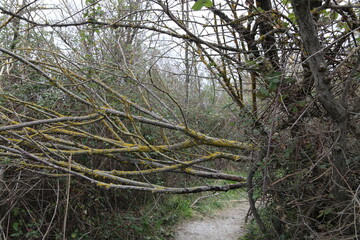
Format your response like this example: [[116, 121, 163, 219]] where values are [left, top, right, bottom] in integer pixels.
[[9, 207, 42, 238], [238, 206, 278, 240], [257, 87, 270, 99], [288, 12, 296, 23], [83, 0, 104, 21], [3, 171, 247, 239], [192, 0, 213, 10], [258, 71, 296, 99]]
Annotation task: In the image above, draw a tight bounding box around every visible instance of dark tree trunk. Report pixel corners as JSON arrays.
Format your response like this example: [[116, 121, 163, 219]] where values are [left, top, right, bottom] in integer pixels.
[[290, 0, 349, 203]]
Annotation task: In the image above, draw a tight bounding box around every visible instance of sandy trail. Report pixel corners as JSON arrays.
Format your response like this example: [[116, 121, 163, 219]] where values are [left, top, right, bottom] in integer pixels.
[[173, 200, 249, 240]]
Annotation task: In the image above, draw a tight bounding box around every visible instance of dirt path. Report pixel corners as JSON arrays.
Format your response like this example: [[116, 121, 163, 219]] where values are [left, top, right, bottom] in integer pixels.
[[173, 200, 249, 240]]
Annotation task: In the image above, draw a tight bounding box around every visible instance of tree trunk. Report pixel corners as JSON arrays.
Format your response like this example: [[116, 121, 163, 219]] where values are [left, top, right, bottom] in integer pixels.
[[290, 0, 349, 202]]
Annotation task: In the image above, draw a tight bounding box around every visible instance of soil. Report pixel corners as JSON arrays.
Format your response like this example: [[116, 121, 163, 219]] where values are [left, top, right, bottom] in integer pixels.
[[173, 200, 249, 240]]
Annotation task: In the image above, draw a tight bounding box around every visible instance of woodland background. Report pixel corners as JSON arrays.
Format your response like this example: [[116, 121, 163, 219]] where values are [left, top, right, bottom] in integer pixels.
[[0, 0, 359, 239]]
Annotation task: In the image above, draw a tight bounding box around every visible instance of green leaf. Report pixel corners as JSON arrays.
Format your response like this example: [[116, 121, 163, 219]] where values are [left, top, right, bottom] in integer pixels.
[[10, 232, 22, 237], [288, 12, 296, 22], [252, 189, 261, 200], [268, 82, 278, 91], [12, 207, 19, 217], [284, 77, 295, 83], [291, 106, 299, 112], [12, 222, 19, 232], [258, 87, 270, 98], [192, 0, 213, 11], [203, 0, 213, 7]]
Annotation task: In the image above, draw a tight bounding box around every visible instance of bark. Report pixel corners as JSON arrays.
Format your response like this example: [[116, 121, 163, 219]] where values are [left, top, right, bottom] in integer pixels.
[[290, 0, 349, 201], [256, 0, 279, 70], [290, 0, 346, 122], [247, 147, 268, 238]]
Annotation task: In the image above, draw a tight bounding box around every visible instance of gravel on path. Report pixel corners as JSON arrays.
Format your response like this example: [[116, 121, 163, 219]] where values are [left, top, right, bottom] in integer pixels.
[[173, 200, 249, 240]]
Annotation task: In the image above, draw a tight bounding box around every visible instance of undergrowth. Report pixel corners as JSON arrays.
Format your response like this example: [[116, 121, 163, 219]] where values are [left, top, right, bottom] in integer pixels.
[[1, 169, 247, 240]]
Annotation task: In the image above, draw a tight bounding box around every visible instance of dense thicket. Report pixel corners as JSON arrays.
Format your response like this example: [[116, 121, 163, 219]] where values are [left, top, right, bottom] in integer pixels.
[[0, 0, 359, 239]]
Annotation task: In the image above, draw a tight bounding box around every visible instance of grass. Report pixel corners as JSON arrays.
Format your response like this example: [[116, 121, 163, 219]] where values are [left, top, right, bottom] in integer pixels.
[[132, 173, 248, 239]]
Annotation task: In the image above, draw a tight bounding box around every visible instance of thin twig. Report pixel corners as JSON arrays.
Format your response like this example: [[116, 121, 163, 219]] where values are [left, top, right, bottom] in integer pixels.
[[62, 155, 72, 240]]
